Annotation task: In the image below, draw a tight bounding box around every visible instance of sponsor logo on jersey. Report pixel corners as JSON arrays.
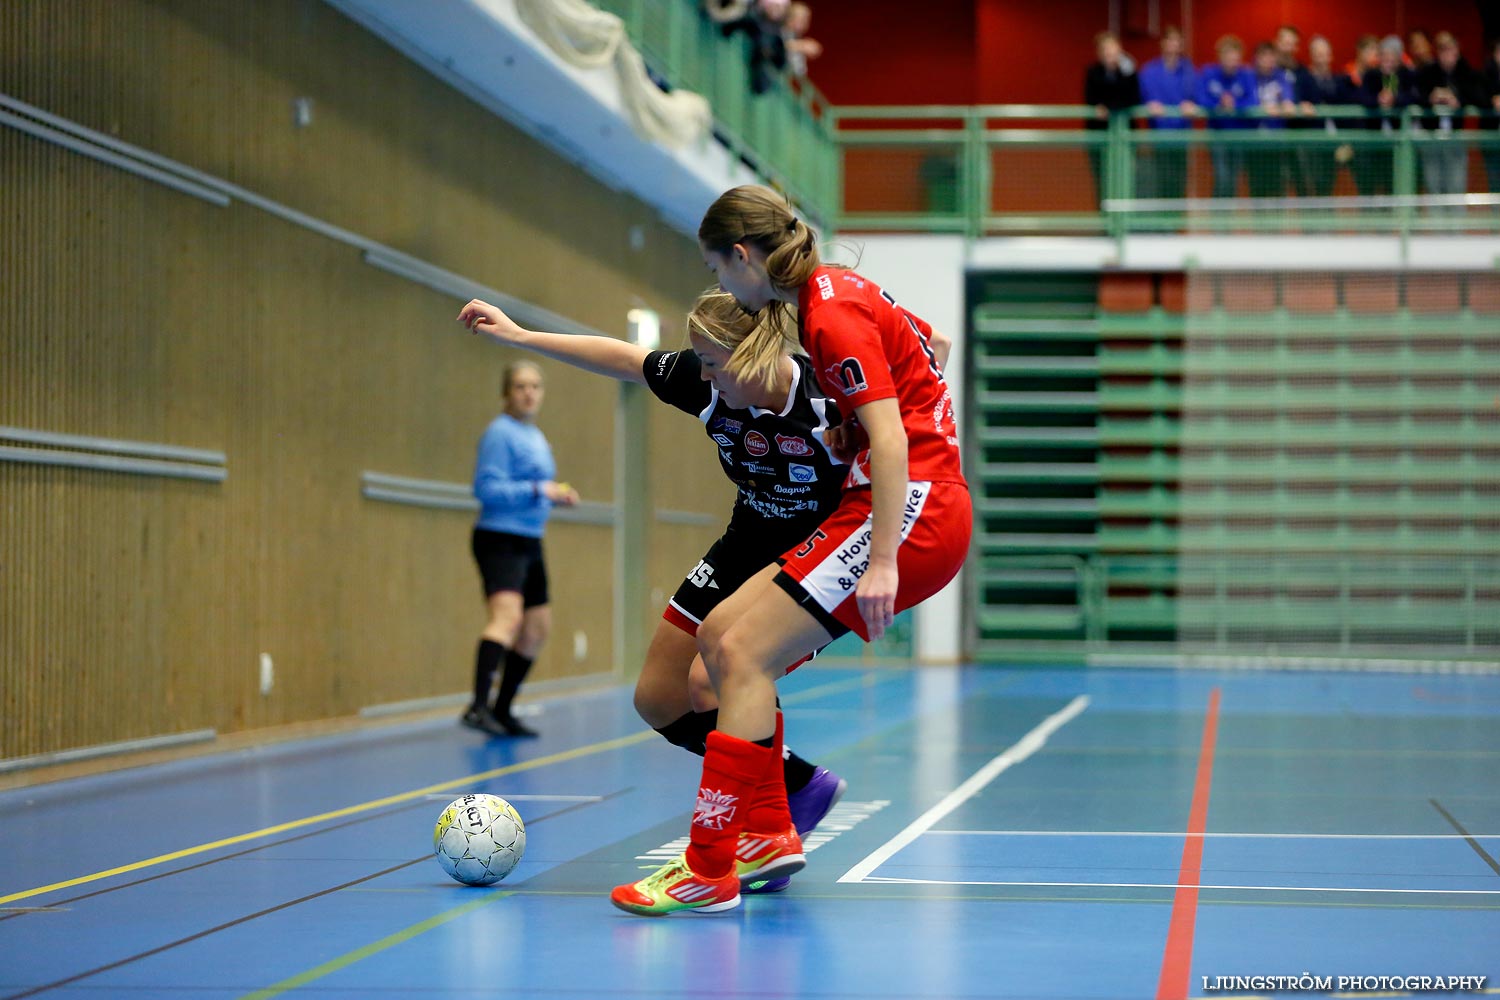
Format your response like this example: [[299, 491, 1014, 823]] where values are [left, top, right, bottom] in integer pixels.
[[655, 353, 673, 376], [711, 433, 734, 448], [739, 493, 799, 519], [774, 483, 813, 495], [816, 273, 835, 300], [933, 389, 954, 432], [744, 462, 777, 475], [825, 357, 869, 396], [776, 433, 814, 457], [744, 430, 770, 457], [788, 463, 817, 483], [712, 416, 743, 435]]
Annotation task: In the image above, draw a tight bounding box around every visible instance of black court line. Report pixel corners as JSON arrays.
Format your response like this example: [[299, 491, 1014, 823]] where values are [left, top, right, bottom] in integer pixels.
[[1430, 798, 1500, 878], [1, 793, 625, 1000], [0, 798, 434, 924]]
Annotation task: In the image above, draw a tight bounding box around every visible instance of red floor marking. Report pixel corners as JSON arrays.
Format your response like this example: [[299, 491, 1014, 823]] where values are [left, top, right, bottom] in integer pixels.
[[1155, 687, 1222, 1000]]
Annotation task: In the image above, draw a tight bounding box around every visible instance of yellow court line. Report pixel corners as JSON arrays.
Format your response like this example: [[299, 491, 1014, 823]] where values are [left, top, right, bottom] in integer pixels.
[[238, 891, 515, 1000], [0, 670, 892, 907], [0, 730, 654, 906]]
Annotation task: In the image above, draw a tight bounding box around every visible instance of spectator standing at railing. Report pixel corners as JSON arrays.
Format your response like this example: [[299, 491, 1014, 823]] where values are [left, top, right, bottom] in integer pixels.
[[1296, 36, 1362, 197], [1484, 38, 1500, 196], [1138, 25, 1198, 200], [709, 0, 793, 95], [1199, 35, 1256, 198], [1084, 31, 1141, 206], [1415, 32, 1486, 208], [1347, 35, 1380, 86], [1407, 29, 1435, 71], [1359, 36, 1420, 195], [1247, 42, 1298, 197], [781, 3, 821, 79], [1275, 25, 1303, 74], [1276, 24, 1316, 196]]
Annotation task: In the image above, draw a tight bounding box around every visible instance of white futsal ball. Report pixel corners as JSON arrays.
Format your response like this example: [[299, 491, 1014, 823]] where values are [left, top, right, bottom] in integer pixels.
[[433, 793, 526, 886]]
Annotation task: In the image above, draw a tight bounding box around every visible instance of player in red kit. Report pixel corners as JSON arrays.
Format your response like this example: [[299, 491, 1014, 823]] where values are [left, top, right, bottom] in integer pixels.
[[611, 185, 971, 915]]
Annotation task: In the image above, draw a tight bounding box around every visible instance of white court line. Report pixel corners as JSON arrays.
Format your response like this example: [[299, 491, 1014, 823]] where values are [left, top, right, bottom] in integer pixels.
[[838, 695, 1090, 884], [926, 830, 1500, 840], [862, 876, 1500, 894]]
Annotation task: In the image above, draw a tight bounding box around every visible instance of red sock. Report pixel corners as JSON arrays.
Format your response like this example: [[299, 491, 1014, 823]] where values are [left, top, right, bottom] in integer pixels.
[[686, 730, 772, 879], [745, 712, 793, 834]]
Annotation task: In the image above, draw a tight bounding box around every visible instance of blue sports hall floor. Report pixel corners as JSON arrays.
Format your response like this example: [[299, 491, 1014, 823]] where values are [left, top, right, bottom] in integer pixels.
[[1, 664, 1497, 999]]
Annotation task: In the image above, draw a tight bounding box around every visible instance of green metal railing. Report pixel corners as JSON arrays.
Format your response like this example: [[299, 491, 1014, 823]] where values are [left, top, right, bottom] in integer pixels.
[[831, 104, 1500, 238], [981, 553, 1500, 655], [590, 0, 838, 226]]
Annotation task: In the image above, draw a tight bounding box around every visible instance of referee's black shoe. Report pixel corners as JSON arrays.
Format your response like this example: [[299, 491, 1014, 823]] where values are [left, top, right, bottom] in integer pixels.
[[495, 712, 539, 738], [460, 705, 511, 737]]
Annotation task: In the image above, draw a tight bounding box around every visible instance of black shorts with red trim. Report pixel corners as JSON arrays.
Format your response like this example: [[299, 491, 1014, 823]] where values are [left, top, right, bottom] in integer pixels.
[[662, 524, 788, 636], [773, 480, 972, 642], [662, 522, 828, 672]]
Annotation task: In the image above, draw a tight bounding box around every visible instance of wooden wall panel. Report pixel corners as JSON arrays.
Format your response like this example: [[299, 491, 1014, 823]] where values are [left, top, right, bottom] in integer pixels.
[[0, 0, 725, 759]]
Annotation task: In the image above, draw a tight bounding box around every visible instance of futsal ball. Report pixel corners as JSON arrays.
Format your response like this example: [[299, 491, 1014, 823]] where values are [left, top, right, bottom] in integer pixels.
[[433, 793, 526, 885]]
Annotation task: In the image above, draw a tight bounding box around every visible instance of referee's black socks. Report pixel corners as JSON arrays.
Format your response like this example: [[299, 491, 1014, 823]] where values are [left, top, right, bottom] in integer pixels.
[[495, 649, 534, 721], [472, 639, 505, 712]]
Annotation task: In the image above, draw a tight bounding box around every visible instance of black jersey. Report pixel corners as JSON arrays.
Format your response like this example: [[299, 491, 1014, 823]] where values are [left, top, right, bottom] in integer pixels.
[[643, 350, 846, 536]]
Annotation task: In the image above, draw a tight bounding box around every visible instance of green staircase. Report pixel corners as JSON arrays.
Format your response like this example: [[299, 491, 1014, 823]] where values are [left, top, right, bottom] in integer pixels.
[[968, 273, 1100, 644], [968, 271, 1500, 660]]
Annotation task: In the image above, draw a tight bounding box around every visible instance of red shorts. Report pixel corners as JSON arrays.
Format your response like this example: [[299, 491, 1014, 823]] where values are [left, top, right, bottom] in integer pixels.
[[774, 480, 972, 642]]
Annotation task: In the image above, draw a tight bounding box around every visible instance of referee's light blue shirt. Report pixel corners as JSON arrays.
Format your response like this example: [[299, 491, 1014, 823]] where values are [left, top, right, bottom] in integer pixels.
[[473, 413, 555, 538]]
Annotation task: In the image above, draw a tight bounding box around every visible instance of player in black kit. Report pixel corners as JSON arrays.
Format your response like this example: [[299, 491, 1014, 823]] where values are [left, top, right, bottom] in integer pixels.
[[457, 291, 852, 891]]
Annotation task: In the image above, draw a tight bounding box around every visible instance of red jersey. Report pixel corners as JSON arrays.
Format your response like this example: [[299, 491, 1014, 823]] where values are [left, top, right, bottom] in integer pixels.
[[796, 266, 964, 487]]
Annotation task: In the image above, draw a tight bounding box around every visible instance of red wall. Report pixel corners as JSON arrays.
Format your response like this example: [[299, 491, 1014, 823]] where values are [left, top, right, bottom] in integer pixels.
[[807, 0, 977, 105], [808, 0, 1489, 107]]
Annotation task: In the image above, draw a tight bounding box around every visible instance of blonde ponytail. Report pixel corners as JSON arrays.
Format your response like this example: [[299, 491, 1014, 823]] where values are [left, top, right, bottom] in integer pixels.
[[687, 288, 798, 395]]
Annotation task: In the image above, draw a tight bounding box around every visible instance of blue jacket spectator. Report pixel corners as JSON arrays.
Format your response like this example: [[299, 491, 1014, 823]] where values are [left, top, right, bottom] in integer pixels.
[[1250, 42, 1298, 129], [474, 412, 556, 538], [1199, 36, 1256, 129], [1138, 27, 1197, 129]]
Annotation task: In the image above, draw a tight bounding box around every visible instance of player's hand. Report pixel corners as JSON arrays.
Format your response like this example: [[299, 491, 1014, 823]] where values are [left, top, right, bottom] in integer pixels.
[[542, 481, 580, 506], [457, 299, 524, 342], [856, 558, 899, 640], [824, 419, 868, 465]]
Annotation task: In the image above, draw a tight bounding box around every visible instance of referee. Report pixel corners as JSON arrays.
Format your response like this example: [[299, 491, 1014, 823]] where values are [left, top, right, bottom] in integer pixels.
[[463, 361, 578, 737]]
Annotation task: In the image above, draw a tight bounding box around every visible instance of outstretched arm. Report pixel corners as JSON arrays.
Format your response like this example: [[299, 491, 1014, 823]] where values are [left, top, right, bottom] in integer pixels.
[[458, 299, 650, 384]]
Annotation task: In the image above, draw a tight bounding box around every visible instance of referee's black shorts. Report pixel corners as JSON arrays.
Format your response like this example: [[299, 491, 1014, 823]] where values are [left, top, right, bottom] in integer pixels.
[[471, 528, 549, 608]]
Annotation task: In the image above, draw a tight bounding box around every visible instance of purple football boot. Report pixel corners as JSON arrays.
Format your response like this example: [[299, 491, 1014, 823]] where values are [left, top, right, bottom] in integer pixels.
[[743, 767, 847, 895]]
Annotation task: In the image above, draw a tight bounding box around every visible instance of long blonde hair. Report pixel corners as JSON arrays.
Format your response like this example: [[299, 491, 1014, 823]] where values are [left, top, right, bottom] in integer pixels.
[[687, 288, 798, 395], [697, 186, 819, 391]]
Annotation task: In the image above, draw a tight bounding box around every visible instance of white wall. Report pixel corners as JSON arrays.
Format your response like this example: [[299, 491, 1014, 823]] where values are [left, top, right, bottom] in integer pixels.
[[839, 235, 969, 663]]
